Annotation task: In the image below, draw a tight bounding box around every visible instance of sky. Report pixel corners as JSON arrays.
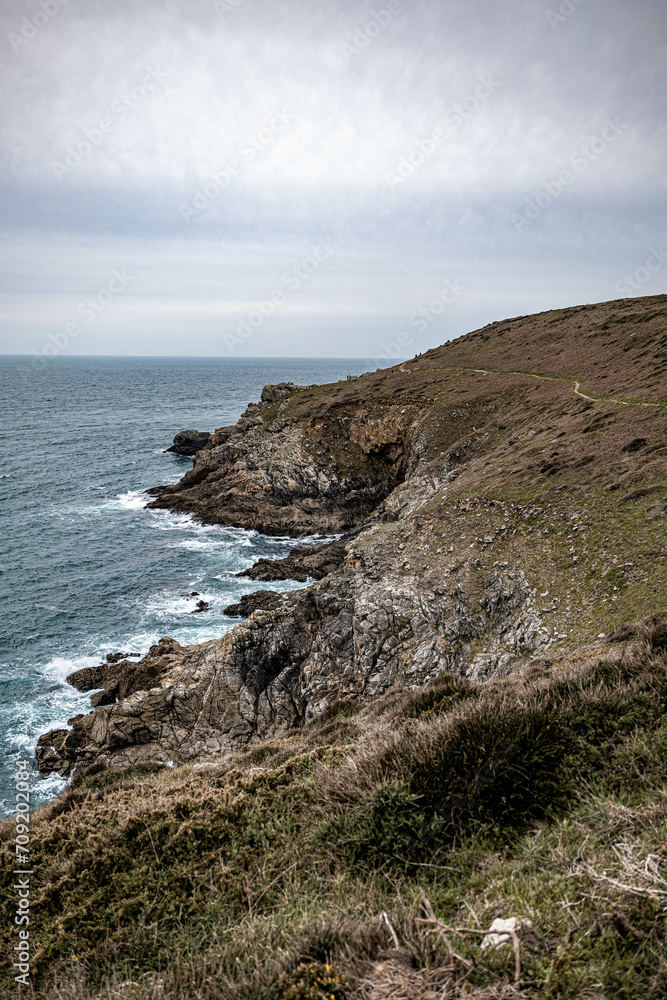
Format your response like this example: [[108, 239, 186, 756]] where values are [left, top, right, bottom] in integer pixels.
[[0, 0, 666, 360]]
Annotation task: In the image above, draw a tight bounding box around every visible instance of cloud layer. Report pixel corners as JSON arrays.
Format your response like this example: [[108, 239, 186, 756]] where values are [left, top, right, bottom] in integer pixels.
[[1, 0, 666, 358]]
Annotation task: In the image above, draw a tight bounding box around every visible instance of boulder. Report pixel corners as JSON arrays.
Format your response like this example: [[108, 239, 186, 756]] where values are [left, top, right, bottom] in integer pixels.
[[238, 537, 349, 582], [191, 600, 210, 614], [35, 730, 72, 777], [224, 590, 286, 617], [166, 429, 212, 456]]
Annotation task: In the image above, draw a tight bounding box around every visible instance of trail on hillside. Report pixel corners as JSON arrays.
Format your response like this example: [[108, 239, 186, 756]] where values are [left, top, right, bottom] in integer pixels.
[[397, 363, 666, 410]]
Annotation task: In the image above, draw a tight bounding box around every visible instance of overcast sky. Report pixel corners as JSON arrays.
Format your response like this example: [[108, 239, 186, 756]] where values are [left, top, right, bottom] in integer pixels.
[[0, 0, 665, 359]]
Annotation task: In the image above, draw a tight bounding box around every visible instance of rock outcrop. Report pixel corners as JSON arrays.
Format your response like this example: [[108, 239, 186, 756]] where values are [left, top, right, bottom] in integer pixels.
[[260, 381, 309, 402], [147, 384, 431, 535], [237, 534, 354, 582], [166, 429, 212, 456], [36, 543, 551, 777], [223, 590, 288, 617], [36, 296, 667, 779]]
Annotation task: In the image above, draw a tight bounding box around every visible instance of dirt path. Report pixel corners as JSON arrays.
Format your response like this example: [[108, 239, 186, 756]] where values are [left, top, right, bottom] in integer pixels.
[[397, 363, 666, 410]]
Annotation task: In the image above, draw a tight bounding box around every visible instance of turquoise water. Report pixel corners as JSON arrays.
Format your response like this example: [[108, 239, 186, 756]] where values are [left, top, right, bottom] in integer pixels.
[[0, 355, 379, 815]]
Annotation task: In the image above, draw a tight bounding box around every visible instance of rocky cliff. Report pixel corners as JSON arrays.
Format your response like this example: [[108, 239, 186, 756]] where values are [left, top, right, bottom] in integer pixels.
[[147, 380, 428, 536], [37, 294, 667, 779]]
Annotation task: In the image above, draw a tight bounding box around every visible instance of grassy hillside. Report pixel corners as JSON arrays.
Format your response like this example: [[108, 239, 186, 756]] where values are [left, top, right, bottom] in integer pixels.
[[1, 619, 666, 998], [282, 294, 667, 415]]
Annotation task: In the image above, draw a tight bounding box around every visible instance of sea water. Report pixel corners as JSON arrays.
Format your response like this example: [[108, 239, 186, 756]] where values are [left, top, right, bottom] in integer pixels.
[[0, 355, 379, 815]]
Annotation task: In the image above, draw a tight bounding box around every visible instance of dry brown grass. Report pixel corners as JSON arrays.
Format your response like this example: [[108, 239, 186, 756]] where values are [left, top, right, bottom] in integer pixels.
[[3, 618, 667, 1000]]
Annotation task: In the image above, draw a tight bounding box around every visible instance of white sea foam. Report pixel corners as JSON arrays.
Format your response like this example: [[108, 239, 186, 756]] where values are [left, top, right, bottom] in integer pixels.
[[42, 654, 100, 687], [160, 622, 235, 645], [121, 620, 235, 650], [0, 655, 99, 770], [176, 539, 226, 551], [147, 511, 198, 531], [174, 537, 247, 553], [141, 590, 217, 620], [33, 772, 68, 802], [114, 490, 150, 510], [66, 489, 150, 517]]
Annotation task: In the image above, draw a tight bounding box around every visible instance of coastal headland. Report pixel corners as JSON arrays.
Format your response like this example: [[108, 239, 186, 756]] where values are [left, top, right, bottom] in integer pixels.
[[3, 294, 666, 999], [36, 294, 667, 779]]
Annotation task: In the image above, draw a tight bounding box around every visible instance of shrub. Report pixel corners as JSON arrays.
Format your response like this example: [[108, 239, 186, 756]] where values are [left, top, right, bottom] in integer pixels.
[[274, 962, 348, 1000], [323, 782, 425, 867], [403, 672, 480, 719], [323, 645, 667, 870]]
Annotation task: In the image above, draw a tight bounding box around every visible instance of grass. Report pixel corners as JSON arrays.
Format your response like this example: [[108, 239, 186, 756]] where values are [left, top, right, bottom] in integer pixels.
[[2, 617, 667, 999]]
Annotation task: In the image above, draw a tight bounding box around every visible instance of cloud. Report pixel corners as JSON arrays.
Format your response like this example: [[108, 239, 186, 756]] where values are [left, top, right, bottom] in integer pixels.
[[0, 0, 665, 356]]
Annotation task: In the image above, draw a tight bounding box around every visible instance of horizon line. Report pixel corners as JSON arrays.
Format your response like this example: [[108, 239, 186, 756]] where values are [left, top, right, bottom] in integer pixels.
[[0, 353, 405, 361]]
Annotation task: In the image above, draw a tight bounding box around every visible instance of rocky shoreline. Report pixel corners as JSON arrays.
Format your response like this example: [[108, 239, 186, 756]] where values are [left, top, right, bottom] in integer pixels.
[[35, 296, 667, 781]]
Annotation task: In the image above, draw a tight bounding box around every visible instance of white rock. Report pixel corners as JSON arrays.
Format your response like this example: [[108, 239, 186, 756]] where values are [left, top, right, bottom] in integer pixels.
[[481, 917, 532, 950]]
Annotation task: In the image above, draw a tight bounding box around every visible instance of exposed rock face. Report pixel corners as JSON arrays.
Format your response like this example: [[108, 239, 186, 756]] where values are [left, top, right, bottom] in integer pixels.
[[62, 656, 171, 709], [260, 381, 309, 402], [237, 535, 352, 582], [166, 429, 212, 456], [224, 590, 290, 617], [35, 730, 71, 777], [37, 512, 552, 777], [148, 386, 431, 536]]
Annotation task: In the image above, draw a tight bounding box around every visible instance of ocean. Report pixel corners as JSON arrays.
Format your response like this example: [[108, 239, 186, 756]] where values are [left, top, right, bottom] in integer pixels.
[[0, 355, 380, 816]]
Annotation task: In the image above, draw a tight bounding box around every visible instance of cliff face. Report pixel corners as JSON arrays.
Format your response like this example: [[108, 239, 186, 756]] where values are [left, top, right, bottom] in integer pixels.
[[38, 546, 548, 776], [147, 382, 432, 536], [37, 294, 667, 778]]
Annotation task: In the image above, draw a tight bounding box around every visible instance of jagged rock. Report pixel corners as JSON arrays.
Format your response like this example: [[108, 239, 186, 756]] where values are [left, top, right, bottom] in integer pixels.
[[90, 686, 118, 708], [166, 429, 212, 456], [238, 537, 349, 582], [35, 392, 556, 779], [148, 389, 430, 535], [191, 600, 210, 614], [37, 538, 552, 778], [224, 590, 286, 617], [65, 640, 184, 712], [35, 730, 70, 777], [260, 382, 308, 402]]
